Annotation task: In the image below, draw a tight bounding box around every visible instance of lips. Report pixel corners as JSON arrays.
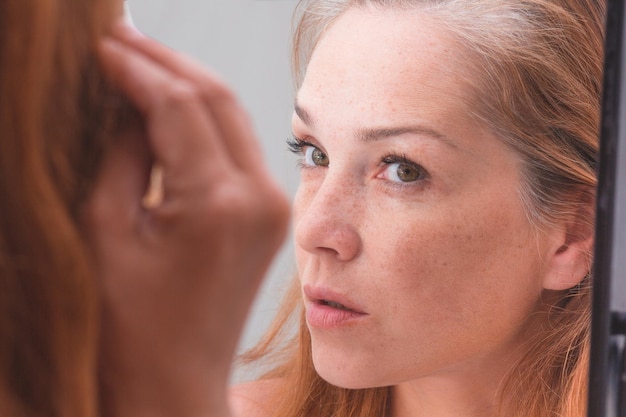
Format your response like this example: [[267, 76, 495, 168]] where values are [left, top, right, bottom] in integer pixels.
[[320, 300, 352, 310], [303, 284, 366, 313], [303, 285, 368, 328]]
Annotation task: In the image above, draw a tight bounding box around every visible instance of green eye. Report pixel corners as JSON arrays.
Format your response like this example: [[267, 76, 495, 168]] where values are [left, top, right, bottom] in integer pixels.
[[395, 163, 421, 182], [306, 147, 329, 167], [380, 155, 428, 184]]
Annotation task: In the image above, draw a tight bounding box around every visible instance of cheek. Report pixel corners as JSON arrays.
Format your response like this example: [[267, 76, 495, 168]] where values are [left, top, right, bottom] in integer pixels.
[[360, 207, 546, 379], [292, 195, 307, 260], [291, 184, 309, 224], [364, 198, 545, 325], [292, 182, 321, 265], [291, 184, 313, 244], [291, 175, 325, 226]]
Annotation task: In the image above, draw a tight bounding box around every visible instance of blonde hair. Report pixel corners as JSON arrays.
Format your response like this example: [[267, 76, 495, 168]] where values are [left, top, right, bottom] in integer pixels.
[[243, 1, 605, 416]]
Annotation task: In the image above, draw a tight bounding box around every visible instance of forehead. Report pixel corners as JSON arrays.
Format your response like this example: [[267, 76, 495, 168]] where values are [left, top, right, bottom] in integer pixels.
[[297, 6, 477, 131]]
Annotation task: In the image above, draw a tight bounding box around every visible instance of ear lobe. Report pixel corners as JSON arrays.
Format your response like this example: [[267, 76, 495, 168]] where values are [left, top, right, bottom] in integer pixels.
[[542, 204, 594, 291]]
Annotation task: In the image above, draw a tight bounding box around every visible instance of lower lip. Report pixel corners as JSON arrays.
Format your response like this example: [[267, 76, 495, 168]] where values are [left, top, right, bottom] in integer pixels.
[[305, 302, 367, 329]]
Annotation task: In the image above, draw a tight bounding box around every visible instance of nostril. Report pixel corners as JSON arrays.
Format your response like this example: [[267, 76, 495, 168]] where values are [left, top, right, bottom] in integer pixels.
[[318, 246, 341, 257]]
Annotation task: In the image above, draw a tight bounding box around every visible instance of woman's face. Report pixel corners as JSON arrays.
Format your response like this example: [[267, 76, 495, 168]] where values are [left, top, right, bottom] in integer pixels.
[[291, 7, 562, 390]]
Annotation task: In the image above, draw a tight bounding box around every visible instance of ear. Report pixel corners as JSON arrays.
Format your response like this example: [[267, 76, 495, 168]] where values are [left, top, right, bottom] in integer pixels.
[[542, 203, 594, 291]]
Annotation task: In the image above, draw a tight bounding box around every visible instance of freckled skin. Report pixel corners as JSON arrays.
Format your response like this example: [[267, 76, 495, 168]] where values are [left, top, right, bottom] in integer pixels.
[[291, 7, 566, 415]]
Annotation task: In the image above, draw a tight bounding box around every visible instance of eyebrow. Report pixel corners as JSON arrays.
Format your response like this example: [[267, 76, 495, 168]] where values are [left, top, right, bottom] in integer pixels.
[[294, 100, 456, 148], [357, 126, 456, 148], [294, 101, 314, 126]]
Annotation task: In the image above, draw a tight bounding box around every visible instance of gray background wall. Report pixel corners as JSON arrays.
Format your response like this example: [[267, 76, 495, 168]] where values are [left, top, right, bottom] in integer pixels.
[[127, 0, 299, 382]]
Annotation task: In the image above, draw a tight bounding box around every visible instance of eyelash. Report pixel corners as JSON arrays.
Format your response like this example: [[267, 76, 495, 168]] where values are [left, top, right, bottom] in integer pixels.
[[381, 153, 429, 175], [286, 135, 430, 185], [381, 153, 415, 167], [287, 135, 319, 169], [287, 135, 310, 154]]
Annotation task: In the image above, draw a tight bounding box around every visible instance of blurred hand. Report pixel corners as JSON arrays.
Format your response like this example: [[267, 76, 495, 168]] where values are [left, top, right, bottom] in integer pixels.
[[85, 22, 289, 417]]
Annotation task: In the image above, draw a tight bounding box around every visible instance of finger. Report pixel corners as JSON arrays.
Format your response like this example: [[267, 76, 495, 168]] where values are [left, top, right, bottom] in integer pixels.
[[97, 37, 230, 180], [111, 22, 267, 175], [85, 129, 151, 244]]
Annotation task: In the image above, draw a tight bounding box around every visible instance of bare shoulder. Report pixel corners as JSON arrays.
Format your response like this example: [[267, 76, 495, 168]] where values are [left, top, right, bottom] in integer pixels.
[[229, 379, 283, 417]]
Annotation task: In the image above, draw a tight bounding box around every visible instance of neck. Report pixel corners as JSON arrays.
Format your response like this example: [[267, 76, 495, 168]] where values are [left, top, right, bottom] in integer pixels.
[[391, 373, 497, 417]]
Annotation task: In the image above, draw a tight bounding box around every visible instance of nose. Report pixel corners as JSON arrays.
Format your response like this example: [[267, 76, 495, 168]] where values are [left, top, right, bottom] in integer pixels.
[[294, 176, 362, 262]]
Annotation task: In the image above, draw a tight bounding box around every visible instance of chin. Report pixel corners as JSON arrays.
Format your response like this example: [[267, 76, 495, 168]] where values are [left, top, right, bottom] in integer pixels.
[[317, 371, 373, 390], [312, 357, 388, 390]]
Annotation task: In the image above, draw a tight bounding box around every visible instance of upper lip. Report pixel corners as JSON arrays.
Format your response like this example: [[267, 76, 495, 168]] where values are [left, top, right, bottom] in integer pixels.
[[303, 284, 367, 314]]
